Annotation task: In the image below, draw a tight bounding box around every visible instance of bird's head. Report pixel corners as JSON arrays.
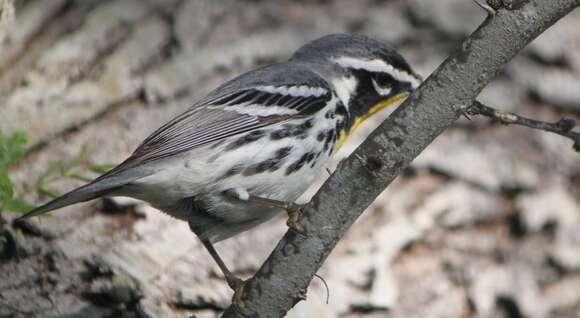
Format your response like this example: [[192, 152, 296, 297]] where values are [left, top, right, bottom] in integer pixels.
[[292, 33, 421, 121]]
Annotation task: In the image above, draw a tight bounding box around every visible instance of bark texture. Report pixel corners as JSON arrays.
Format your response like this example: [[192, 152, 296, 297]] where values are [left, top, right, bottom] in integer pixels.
[[1, 1, 580, 317]]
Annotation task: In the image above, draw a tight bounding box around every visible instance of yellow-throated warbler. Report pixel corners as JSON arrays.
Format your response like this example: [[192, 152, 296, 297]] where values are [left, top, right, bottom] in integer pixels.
[[19, 33, 421, 290]]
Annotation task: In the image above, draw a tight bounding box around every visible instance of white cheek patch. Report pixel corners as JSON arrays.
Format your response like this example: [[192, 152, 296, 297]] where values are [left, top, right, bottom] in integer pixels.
[[333, 57, 421, 89], [331, 76, 358, 107], [372, 78, 392, 96]]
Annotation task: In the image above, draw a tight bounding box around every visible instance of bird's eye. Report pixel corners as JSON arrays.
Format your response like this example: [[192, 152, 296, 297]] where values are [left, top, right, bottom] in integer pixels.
[[372, 73, 394, 96]]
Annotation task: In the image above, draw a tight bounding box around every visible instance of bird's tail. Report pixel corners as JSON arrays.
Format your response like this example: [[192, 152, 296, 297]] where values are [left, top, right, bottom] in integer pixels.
[[16, 166, 151, 221], [16, 182, 118, 220]]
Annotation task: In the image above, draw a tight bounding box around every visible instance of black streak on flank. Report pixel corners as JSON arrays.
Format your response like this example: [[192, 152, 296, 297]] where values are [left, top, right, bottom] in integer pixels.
[[294, 119, 314, 139], [243, 146, 293, 176], [225, 130, 265, 150], [271, 119, 314, 140], [305, 152, 316, 163], [276, 146, 293, 159], [302, 119, 314, 129], [286, 152, 315, 175], [221, 165, 244, 179], [271, 128, 292, 140], [310, 152, 322, 168], [322, 130, 334, 153], [243, 160, 278, 176], [328, 136, 337, 155]]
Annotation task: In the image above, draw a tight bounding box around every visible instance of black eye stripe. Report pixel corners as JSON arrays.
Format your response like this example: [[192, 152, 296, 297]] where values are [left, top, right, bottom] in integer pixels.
[[373, 73, 395, 87], [349, 68, 397, 88]]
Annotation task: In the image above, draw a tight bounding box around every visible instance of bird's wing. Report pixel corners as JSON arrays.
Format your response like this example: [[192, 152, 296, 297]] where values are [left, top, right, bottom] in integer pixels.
[[101, 80, 332, 178]]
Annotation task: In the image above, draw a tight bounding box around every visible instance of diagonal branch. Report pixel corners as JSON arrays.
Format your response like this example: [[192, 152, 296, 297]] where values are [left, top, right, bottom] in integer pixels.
[[469, 100, 580, 151], [222, 1, 580, 317]]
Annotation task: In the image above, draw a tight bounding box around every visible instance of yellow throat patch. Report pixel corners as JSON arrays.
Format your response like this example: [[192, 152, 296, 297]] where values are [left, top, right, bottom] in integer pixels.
[[335, 93, 409, 151]]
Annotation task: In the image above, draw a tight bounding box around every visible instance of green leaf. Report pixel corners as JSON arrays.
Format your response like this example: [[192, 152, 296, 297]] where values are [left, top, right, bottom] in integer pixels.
[[37, 186, 60, 199], [0, 170, 14, 207], [70, 143, 89, 167], [7, 131, 27, 165], [35, 161, 61, 191], [0, 129, 7, 165], [65, 172, 92, 182], [87, 163, 115, 174], [0, 129, 27, 167], [4, 197, 33, 213]]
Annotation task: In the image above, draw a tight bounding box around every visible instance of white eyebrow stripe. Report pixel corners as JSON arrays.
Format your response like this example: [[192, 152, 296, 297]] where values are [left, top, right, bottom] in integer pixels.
[[333, 57, 421, 89], [255, 85, 328, 97]]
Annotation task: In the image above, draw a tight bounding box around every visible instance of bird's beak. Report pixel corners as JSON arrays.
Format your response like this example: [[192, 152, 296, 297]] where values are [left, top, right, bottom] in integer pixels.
[[334, 92, 410, 152], [368, 92, 410, 117]]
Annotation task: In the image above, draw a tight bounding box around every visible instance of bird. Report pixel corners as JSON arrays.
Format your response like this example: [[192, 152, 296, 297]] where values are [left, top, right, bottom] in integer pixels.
[[17, 33, 421, 291]]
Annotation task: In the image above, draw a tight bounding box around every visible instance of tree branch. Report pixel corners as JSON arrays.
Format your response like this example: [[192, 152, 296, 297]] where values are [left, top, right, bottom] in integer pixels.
[[469, 100, 580, 151], [222, 1, 580, 317]]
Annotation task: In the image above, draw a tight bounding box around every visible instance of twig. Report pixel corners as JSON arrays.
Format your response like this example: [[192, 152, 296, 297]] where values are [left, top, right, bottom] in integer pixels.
[[221, 1, 580, 317], [469, 100, 580, 151], [313, 273, 330, 304], [472, 0, 497, 16]]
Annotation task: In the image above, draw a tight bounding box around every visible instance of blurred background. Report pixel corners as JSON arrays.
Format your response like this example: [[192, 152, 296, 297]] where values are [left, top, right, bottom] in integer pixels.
[[0, 0, 579, 317]]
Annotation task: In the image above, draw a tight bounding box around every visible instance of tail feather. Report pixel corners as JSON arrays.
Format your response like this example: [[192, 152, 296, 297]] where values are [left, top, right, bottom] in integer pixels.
[[16, 165, 153, 220], [16, 182, 119, 220]]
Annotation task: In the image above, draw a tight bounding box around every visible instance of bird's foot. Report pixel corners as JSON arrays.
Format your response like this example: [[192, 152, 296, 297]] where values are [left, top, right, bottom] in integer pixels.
[[225, 274, 247, 309], [286, 204, 306, 236], [246, 194, 307, 235], [225, 272, 244, 291]]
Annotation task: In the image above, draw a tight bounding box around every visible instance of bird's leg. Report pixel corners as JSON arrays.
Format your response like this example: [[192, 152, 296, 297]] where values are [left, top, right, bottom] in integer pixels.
[[196, 238, 248, 308], [186, 197, 247, 306], [198, 238, 244, 291], [187, 215, 244, 293], [246, 195, 306, 234], [222, 188, 306, 233]]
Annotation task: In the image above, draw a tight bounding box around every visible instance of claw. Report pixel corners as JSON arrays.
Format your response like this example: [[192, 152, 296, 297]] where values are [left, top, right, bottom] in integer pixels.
[[245, 194, 307, 235], [286, 205, 306, 236], [454, 103, 473, 121], [229, 277, 247, 309], [225, 272, 245, 291], [297, 288, 307, 301]]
